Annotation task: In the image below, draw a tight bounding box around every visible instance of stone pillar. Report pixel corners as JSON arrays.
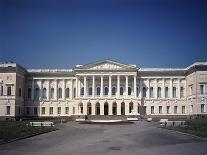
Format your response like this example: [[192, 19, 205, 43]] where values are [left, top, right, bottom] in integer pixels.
[[117, 102, 121, 115], [117, 75, 120, 97], [109, 75, 112, 97], [125, 76, 128, 97], [178, 79, 180, 99], [75, 77, 78, 98], [170, 78, 173, 98], [92, 75, 95, 98], [92, 103, 96, 115], [162, 79, 165, 99], [100, 76, 103, 97], [31, 79, 34, 101], [84, 76, 87, 97], [134, 75, 137, 98], [154, 79, 157, 99], [109, 102, 113, 115], [54, 79, 58, 100], [63, 79, 65, 100], [47, 80, 50, 100]]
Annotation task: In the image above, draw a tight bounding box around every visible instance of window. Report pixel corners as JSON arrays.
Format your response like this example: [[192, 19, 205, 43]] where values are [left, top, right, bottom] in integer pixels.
[[112, 87, 116, 95], [182, 106, 186, 114], [143, 87, 146, 98], [7, 86, 11, 96], [65, 88, 70, 98], [58, 88, 62, 98], [81, 87, 84, 96], [190, 105, 193, 113], [89, 87, 92, 95], [165, 87, 169, 98], [42, 107, 45, 115], [159, 106, 162, 114], [58, 107, 61, 115], [19, 88, 21, 97], [128, 87, 131, 95], [49, 107, 53, 115], [174, 106, 177, 114], [150, 87, 153, 98], [50, 88, 54, 99], [73, 107, 75, 114], [180, 87, 184, 98], [200, 85, 204, 94], [42, 88, 47, 99], [120, 87, 124, 95], [1, 85, 3, 96], [26, 107, 30, 115], [6, 106, 10, 115], [189, 86, 193, 95], [27, 88, 31, 99], [104, 87, 108, 95], [166, 106, 170, 114], [173, 87, 176, 98], [74, 88, 76, 98], [34, 107, 38, 115], [201, 104, 205, 113], [34, 88, 40, 100], [18, 107, 21, 115], [158, 87, 161, 98], [65, 107, 69, 114], [96, 87, 100, 95], [151, 106, 154, 114]]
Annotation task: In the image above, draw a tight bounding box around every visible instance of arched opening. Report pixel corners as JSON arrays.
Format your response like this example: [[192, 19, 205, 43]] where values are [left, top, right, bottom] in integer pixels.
[[78, 102, 83, 114], [96, 87, 100, 96], [112, 87, 116, 95], [120, 87, 124, 95], [104, 102, 109, 115], [129, 102, 134, 113], [88, 87, 92, 96], [87, 102, 92, 115], [42, 88, 47, 99], [95, 102, 100, 115], [112, 102, 117, 115], [121, 102, 125, 115], [128, 87, 132, 95], [157, 87, 161, 98], [143, 87, 146, 98], [65, 88, 70, 98], [104, 87, 108, 95], [81, 87, 84, 96]]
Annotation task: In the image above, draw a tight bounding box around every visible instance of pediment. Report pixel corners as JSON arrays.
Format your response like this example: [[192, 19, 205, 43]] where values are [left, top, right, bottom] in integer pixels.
[[75, 60, 137, 71]]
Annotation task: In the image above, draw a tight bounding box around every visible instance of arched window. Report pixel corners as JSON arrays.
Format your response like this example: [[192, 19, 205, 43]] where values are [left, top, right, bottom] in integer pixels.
[[165, 87, 169, 98], [34, 87, 39, 100], [104, 87, 108, 95], [89, 87, 92, 95], [81, 87, 84, 96], [143, 87, 146, 97], [128, 87, 131, 95], [157, 87, 161, 98], [58, 88, 62, 98], [173, 87, 176, 98], [150, 87, 153, 98], [180, 87, 184, 98], [50, 88, 54, 99], [65, 88, 70, 98], [120, 87, 124, 95], [42, 88, 47, 99], [112, 87, 116, 95], [96, 87, 100, 95]]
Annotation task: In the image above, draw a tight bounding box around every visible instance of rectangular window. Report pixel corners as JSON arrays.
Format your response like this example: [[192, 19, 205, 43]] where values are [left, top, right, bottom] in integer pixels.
[[173, 87, 176, 98], [58, 107, 61, 115], [34, 107, 37, 115], [182, 106, 186, 114], [201, 104, 205, 113], [200, 85, 204, 94], [19, 88, 22, 97], [7, 86, 12, 96], [50, 88, 54, 99], [6, 106, 10, 115], [27, 88, 32, 99], [49, 107, 53, 115], [0, 86, 3, 96], [180, 87, 184, 98], [166, 106, 170, 114], [42, 107, 45, 115], [151, 106, 154, 114], [65, 107, 69, 114], [159, 106, 162, 114], [174, 106, 178, 114]]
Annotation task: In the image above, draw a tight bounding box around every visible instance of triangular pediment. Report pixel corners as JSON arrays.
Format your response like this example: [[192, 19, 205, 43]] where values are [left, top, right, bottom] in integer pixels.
[[75, 59, 137, 71]]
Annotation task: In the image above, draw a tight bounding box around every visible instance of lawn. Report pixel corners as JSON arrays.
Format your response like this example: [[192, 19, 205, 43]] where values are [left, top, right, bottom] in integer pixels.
[[166, 119, 207, 138], [0, 121, 57, 144]]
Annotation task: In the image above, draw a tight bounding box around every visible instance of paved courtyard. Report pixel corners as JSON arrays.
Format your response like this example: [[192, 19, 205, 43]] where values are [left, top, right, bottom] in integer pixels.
[[0, 121, 207, 155]]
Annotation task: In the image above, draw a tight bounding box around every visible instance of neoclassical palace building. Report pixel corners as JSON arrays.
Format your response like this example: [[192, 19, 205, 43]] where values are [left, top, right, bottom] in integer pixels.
[[0, 60, 207, 120]]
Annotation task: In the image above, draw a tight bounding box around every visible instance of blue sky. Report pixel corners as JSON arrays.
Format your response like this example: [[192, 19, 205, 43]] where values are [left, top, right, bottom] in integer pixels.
[[0, 0, 207, 69]]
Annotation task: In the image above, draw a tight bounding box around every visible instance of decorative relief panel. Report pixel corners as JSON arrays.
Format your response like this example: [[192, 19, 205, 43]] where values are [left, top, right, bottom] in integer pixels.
[[91, 63, 122, 70]]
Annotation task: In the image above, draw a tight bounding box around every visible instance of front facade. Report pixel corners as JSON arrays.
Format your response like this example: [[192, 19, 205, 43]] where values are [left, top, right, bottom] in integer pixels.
[[0, 60, 207, 120]]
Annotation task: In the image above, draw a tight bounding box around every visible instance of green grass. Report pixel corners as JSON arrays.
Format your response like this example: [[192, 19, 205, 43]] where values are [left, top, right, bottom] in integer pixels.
[[0, 121, 57, 144], [166, 119, 207, 138]]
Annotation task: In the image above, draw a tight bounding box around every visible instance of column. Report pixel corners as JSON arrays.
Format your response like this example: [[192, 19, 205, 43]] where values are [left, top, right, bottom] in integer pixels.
[[92, 75, 95, 98], [178, 79, 180, 99], [125, 76, 128, 97], [162, 79, 165, 98], [154, 79, 157, 99], [84, 76, 87, 97], [100, 76, 103, 97], [170, 78, 173, 98], [134, 75, 137, 98], [54, 79, 58, 100], [63, 79, 65, 100], [117, 75, 120, 97], [109, 75, 112, 97], [75, 77, 78, 98], [31, 79, 34, 101], [47, 80, 50, 100]]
